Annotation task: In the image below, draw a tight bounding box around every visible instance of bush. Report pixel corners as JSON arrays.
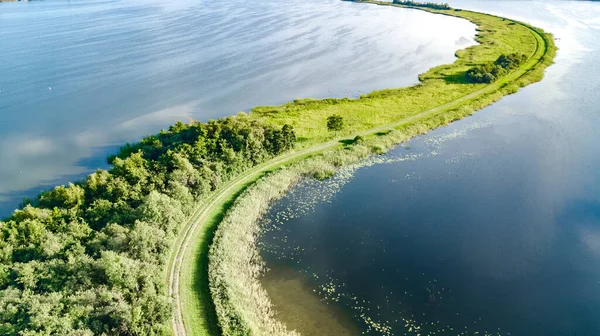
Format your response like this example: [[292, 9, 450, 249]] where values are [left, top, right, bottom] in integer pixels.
[[466, 65, 498, 83], [495, 53, 527, 69], [466, 53, 527, 84], [353, 135, 365, 144]]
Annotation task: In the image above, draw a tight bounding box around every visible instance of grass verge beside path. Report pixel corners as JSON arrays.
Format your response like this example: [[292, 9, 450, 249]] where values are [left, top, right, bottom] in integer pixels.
[[173, 2, 556, 335], [173, 144, 338, 335]]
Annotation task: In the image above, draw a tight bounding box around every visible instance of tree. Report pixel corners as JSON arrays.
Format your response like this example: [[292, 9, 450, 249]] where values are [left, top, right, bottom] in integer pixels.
[[281, 124, 296, 151], [0, 115, 299, 335], [466, 53, 527, 84], [38, 183, 85, 210], [466, 66, 496, 83], [326, 114, 344, 136], [495, 53, 527, 69]]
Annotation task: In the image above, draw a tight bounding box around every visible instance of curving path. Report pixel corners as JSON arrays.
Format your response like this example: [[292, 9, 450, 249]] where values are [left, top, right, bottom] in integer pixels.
[[169, 3, 552, 336]]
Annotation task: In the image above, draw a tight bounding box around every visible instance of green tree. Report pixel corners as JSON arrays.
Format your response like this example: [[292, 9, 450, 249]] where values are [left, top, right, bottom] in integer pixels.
[[38, 183, 85, 210], [281, 124, 296, 150], [0, 115, 298, 335], [326, 114, 344, 136]]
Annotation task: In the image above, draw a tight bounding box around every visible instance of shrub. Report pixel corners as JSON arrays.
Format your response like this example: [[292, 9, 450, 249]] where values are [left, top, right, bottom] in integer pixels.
[[495, 53, 528, 69], [466, 53, 527, 84], [466, 65, 498, 83]]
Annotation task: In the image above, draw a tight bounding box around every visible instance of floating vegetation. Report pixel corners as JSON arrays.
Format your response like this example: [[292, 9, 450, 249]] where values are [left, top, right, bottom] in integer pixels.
[[424, 121, 492, 150], [261, 120, 492, 242], [262, 150, 430, 233], [209, 127, 435, 335], [273, 267, 513, 336], [257, 123, 518, 335]]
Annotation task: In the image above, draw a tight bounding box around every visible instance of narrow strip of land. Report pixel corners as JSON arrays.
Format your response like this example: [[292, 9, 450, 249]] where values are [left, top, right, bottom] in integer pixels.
[[170, 2, 553, 335]]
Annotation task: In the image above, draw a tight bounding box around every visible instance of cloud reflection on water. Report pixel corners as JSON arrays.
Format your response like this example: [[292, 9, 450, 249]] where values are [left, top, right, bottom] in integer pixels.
[[0, 0, 477, 214]]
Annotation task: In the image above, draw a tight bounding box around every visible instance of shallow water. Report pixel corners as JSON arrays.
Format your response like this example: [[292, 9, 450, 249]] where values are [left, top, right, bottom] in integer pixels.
[[260, 1, 600, 335], [0, 0, 475, 216], [262, 266, 361, 335]]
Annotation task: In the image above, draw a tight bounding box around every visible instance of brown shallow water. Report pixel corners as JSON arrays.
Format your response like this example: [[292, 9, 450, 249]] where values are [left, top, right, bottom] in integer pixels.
[[263, 266, 361, 335]]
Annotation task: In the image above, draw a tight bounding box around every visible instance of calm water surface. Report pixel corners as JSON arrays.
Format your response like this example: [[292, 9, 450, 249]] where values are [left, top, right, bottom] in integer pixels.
[[0, 0, 475, 215], [260, 1, 600, 335]]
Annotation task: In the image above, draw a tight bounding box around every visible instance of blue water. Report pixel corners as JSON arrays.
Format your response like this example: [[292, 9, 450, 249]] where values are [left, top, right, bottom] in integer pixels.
[[0, 0, 475, 216], [260, 1, 600, 335]]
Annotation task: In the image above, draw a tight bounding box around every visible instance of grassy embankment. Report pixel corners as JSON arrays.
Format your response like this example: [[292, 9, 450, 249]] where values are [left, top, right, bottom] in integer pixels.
[[175, 2, 556, 335]]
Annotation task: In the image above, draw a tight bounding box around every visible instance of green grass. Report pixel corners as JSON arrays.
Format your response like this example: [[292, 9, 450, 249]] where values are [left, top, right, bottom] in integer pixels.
[[173, 2, 556, 336], [251, 2, 543, 147]]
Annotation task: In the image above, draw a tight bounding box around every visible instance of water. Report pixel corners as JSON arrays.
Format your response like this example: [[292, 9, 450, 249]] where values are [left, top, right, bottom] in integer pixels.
[[260, 1, 600, 335], [0, 0, 476, 216]]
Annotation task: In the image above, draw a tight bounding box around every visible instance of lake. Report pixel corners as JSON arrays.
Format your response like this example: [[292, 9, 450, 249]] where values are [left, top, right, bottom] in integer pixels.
[[259, 0, 600, 335], [0, 0, 475, 216]]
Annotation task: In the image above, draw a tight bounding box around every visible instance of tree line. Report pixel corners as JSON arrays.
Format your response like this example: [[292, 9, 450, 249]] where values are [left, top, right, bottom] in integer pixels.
[[0, 114, 295, 335], [466, 53, 528, 84], [392, 0, 451, 10]]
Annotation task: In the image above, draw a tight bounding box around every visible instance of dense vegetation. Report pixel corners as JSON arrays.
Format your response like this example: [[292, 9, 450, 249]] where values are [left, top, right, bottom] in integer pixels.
[[0, 115, 295, 335], [466, 53, 528, 83], [391, 0, 450, 10]]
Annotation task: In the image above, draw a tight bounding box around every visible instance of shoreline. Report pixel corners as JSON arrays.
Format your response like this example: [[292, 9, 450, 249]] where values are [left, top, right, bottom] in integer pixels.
[[186, 2, 556, 335]]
